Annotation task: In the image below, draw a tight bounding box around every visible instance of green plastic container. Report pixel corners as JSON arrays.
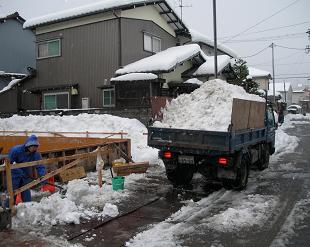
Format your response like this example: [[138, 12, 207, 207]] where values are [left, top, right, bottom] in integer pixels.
[[112, 176, 125, 191]]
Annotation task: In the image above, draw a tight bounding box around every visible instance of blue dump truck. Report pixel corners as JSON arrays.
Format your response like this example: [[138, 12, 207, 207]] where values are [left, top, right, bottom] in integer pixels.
[[148, 99, 277, 190]]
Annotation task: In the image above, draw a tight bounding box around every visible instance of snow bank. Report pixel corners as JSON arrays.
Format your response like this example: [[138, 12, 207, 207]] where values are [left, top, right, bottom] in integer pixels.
[[13, 173, 145, 227], [154, 79, 264, 131], [0, 113, 158, 163]]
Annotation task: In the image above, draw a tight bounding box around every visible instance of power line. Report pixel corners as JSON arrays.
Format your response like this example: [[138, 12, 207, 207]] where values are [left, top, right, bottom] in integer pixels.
[[276, 76, 310, 79], [221, 0, 302, 44], [224, 32, 305, 43], [218, 20, 310, 39], [249, 61, 310, 66], [276, 72, 310, 76], [275, 44, 305, 50], [240, 45, 270, 58]]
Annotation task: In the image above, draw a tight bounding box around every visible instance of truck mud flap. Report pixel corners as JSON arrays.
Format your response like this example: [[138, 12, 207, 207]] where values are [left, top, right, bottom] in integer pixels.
[[217, 168, 235, 180]]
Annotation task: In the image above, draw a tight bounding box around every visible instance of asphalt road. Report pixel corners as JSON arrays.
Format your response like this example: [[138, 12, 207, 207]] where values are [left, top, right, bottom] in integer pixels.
[[1, 119, 309, 247]]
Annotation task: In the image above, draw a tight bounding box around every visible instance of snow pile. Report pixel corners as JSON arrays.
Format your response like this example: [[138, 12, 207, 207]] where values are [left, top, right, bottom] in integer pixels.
[[13, 173, 145, 227], [111, 73, 158, 81], [0, 114, 158, 163], [153, 79, 264, 131], [116, 44, 202, 75], [103, 203, 119, 217]]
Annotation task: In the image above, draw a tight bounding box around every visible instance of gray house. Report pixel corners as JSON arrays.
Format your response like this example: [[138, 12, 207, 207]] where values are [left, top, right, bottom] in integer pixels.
[[13, 0, 190, 115], [0, 12, 36, 114]]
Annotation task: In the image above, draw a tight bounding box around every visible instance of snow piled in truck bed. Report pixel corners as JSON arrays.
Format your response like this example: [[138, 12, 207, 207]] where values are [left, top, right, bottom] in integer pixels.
[[0, 113, 158, 163], [153, 79, 264, 131]]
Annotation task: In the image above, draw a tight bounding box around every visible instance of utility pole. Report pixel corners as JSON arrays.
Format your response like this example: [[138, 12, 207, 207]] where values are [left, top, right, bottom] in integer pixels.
[[306, 29, 310, 54], [270, 43, 276, 103], [213, 0, 218, 78], [178, 0, 192, 21], [284, 80, 286, 103]]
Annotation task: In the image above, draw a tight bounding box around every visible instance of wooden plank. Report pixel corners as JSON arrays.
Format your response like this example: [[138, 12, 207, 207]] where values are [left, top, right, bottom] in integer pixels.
[[4, 159, 14, 210], [231, 98, 251, 131], [248, 101, 265, 129], [59, 166, 86, 183], [113, 162, 149, 176], [13, 158, 84, 196], [1, 149, 110, 171]]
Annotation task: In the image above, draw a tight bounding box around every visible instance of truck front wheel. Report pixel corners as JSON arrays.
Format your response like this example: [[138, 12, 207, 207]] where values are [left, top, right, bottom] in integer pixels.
[[166, 165, 195, 186]]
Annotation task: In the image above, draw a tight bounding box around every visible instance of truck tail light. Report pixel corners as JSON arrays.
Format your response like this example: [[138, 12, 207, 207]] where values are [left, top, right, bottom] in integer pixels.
[[218, 157, 229, 166], [163, 151, 172, 159]]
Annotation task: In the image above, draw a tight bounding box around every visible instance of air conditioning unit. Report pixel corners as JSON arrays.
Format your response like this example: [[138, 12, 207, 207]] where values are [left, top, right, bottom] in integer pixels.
[[82, 98, 90, 109]]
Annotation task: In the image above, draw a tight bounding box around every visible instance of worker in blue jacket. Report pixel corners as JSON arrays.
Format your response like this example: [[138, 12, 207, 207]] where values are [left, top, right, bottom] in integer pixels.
[[8, 135, 46, 203]]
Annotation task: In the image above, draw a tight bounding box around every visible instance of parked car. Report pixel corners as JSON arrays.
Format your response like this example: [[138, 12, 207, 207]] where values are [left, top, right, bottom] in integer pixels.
[[287, 105, 302, 114]]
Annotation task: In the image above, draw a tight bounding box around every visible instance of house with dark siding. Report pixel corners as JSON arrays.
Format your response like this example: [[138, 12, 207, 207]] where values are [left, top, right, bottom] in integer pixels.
[[0, 1, 237, 123], [0, 12, 36, 114], [15, 0, 190, 116]]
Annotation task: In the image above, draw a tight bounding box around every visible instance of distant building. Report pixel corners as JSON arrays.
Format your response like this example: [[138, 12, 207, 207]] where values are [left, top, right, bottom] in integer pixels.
[[268, 82, 292, 106], [248, 67, 271, 91]]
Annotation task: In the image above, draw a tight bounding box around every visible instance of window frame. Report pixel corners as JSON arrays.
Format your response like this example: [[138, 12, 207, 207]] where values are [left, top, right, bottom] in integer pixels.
[[37, 39, 61, 59], [143, 32, 162, 53], [102, 88, 115, 107], [43, 92, 70, 110]]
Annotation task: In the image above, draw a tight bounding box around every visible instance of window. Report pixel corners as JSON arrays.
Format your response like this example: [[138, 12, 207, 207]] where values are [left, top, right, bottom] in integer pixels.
[[43, 92, 69, 109], [103, 88, 115, 107], [38, 39, 61, 58], [143, 33, 161, 53]]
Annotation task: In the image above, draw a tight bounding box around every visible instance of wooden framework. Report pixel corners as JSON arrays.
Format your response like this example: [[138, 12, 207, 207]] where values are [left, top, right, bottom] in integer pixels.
[[1, 148, 110, 211]]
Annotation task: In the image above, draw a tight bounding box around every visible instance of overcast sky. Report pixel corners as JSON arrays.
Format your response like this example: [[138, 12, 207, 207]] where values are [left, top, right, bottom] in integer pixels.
[[1, 0, 309, 87]]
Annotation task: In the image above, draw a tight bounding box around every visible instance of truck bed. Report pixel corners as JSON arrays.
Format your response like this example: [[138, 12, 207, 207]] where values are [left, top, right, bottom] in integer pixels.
[[148, 126, 267, 155]]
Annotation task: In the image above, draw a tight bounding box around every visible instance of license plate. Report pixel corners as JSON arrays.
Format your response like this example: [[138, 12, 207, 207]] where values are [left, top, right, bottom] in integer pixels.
[[178, 155, 195, 165]]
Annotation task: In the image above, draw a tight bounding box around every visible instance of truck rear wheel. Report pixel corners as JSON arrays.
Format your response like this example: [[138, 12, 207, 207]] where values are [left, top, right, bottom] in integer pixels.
[[257, 144, 270, 170], [221, 153, 249, 191], [166, 165, 195, 186]]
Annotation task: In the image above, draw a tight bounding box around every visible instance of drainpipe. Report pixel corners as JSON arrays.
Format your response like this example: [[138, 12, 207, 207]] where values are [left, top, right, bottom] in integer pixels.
[[113, 11, 122, 68]]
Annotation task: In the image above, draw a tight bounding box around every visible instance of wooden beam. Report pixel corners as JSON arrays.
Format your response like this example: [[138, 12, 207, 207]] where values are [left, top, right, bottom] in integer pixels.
[[0, 149, 110, 172], [13, 158, 84, 196], [5, 158, 14, 210]]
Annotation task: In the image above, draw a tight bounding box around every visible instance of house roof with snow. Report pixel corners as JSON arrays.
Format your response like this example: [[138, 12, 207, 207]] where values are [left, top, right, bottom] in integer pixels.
[[115, 44, 205, 75], [24, 0, 188, 34], [0, 12, 25, 24], [189, 29, 238, 58], [111, 72, 158, 82], [192, 55, 231, 76], [248, 67, 271, 79]]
